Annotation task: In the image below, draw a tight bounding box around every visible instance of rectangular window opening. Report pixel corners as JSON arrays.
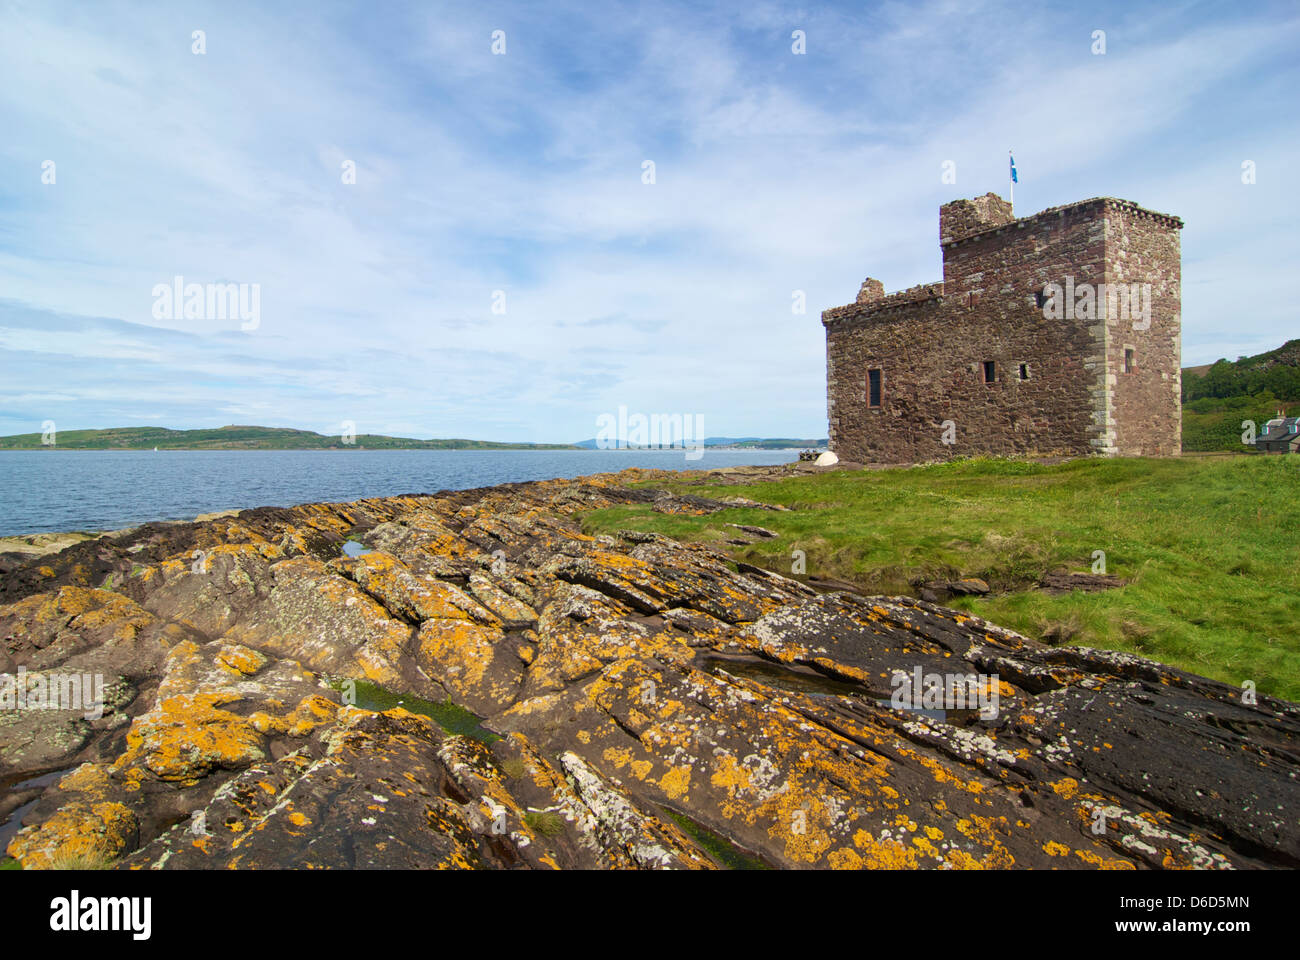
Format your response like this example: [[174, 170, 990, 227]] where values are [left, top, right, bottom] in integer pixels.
[[1124, 348, 1136, 374], [1019, 363, 1029, 380], [983, 360, 996, 384], [867, 368, 882, 407]]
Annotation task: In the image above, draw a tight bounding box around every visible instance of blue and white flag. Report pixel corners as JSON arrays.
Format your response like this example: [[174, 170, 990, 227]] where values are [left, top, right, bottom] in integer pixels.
[[1009, 153, 1018, 183]]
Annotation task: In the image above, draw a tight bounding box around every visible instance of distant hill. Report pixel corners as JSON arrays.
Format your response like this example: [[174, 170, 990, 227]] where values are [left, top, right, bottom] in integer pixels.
[[1181, 339, 1300, 452], [0, 425, 579, 451], [1182, 338, 1300, 400]]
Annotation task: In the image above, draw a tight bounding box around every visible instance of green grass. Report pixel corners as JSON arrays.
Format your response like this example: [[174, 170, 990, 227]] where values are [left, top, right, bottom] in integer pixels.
[[499, 758, 527, 779], [329, 678, 501, 743], [661, 808, 769, 870], [581, 455, 1300, 702], [523, 811, 566, 836], [47, 851, 114, 870], [0, 857, 21, 870]]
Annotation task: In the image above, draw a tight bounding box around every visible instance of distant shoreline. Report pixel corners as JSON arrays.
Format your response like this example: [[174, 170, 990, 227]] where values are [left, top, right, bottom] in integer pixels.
[[0, 424, 827, 452], [0, 445, 819, 452], [0, 446, 580, 452], [0, 444, 582, 452]]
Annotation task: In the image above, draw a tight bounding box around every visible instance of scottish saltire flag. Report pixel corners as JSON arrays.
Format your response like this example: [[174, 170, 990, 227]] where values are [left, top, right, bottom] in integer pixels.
[[1010, 153, 1018, 183]]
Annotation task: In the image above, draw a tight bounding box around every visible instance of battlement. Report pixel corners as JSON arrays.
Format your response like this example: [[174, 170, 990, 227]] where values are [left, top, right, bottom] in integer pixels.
[[941, 195, 1184, 248], [939, 192, 1015, 244], [823, 281, 944, 324], [824, 194, 1184, 327]]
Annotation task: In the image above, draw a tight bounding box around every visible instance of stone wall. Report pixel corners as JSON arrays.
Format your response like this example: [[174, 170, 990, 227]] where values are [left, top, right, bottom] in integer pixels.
[[1104, 205, 1183, 457], [938, 192, 1014, 244], [823, 197, 1183, 463]]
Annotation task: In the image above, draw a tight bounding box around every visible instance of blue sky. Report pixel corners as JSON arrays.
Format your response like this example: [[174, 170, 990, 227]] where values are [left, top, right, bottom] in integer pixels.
[[1, 0, 1296, 441]]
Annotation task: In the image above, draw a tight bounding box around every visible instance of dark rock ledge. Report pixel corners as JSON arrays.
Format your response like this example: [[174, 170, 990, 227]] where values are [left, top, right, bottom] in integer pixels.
[[1, 469, 1295, 870]]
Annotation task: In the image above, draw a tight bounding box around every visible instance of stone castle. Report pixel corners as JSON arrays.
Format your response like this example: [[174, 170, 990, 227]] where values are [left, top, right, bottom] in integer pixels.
[[821, 193, 1183, 463]]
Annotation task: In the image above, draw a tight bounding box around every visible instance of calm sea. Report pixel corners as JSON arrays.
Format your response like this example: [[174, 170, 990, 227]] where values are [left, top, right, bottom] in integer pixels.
[[0, 449, 798, 536]]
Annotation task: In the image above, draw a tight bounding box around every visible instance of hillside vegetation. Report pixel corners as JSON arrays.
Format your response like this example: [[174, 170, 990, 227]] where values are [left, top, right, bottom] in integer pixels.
[[1181, 339, 1300, 452], [582, 455, 1300, 700]]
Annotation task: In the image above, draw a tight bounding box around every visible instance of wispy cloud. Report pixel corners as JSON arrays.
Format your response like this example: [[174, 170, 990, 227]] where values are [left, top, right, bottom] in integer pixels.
[[1, 0, 1296, 440]]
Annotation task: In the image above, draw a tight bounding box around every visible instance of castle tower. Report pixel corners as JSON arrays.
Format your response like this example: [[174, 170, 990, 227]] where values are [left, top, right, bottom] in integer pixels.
[[821, 195, 1183, 462]]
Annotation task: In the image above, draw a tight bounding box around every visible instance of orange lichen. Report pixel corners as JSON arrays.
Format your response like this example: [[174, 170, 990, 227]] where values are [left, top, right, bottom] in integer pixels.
[[659, 765, 692, 800], [6, 801, 138, 869], [215, 643, 269, 676]]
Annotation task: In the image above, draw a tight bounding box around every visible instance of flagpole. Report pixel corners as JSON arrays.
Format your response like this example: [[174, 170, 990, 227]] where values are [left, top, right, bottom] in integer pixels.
[[1009, 149, 1014, 210]]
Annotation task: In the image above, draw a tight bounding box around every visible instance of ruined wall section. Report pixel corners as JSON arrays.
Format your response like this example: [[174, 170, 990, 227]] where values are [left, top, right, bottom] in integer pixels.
[[939, 193, 1015, 247], [825, 294, 950, 463]]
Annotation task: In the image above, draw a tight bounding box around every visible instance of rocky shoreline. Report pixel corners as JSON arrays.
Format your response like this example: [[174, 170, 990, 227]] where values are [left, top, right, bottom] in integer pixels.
[[1, 468, 1296, 869]]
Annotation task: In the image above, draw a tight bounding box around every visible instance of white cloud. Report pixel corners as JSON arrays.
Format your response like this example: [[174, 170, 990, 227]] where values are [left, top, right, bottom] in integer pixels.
[[0, 0, 1296, 438]]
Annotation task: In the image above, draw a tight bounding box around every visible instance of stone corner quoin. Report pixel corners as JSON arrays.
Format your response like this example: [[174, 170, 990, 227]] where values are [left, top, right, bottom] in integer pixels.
[[821, 193, 1184, 463]]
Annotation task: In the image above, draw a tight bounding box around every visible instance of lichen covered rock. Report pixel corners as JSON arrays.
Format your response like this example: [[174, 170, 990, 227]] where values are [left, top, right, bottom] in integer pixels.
[[2, 470, 1296, 869]]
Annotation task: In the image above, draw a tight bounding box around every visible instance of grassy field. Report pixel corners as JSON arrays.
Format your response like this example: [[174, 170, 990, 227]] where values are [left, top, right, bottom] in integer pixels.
[[581, 455, 1300, 701]]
